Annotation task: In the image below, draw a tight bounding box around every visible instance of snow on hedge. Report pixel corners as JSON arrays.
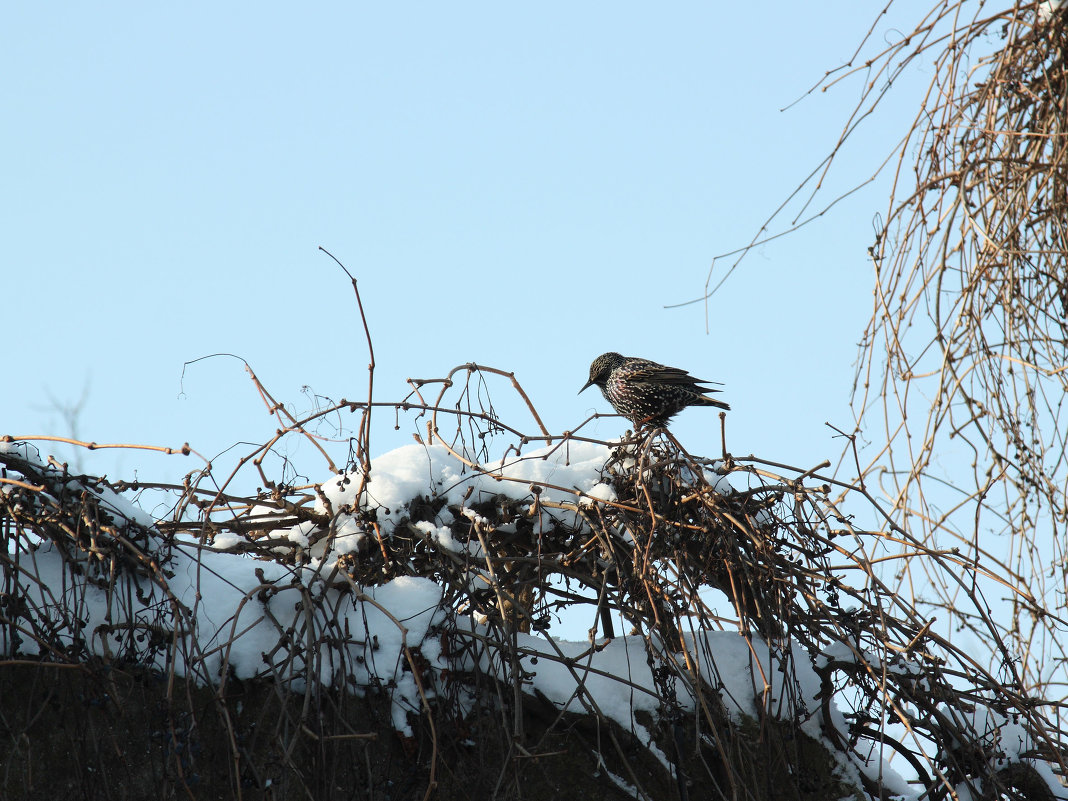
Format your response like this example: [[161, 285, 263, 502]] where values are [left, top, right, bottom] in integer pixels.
[[4, 437, 1056, 798]]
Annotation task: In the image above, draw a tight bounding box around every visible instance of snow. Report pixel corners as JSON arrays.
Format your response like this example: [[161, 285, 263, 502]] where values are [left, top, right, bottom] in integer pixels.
[[330, 518, 363, 555], [599, 765, 640, 799], [211, 531, 243, 550], [308, 440, 608, 543], [0, 440, 33, 456], [285, 439, 617, 567], [86, 479, 159, 529], [413, 519, 463, 552], [285, 523, 312, 547], [1041, 0, 1065, 23], [582, 481, 617, 505]]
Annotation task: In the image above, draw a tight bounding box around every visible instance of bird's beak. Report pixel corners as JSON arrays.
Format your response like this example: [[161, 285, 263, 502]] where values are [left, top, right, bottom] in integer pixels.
[[578, 379, 594, 395]]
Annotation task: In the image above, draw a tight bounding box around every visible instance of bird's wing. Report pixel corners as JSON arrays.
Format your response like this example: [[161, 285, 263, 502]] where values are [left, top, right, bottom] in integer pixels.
[[629, 361, 724, 393]]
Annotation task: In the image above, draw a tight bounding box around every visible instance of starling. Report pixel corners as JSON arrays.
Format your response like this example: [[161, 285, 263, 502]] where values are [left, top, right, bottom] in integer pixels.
[[579, 352, 729, 428]]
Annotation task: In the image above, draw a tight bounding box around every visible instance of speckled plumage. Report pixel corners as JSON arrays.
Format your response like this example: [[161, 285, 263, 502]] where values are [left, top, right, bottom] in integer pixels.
[[579, 352, 729, 428]]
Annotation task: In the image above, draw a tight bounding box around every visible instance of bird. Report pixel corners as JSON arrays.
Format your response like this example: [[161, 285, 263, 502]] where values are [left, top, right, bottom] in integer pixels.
[[579, 352, 729, 429]]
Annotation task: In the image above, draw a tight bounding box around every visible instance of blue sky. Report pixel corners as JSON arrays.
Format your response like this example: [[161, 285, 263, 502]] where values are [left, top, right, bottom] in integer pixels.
[[2, 2, 930, 489]]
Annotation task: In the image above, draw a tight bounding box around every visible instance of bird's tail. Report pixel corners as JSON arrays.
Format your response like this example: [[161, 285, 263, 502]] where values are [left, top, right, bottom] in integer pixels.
[[698, 395, 730, 411]]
